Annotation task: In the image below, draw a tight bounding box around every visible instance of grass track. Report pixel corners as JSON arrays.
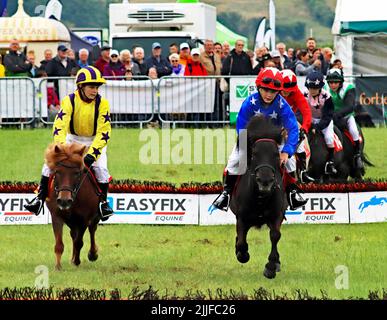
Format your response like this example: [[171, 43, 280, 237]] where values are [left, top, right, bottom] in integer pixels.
[[0, 127, 386, 299], [0, 223, 386, 299]]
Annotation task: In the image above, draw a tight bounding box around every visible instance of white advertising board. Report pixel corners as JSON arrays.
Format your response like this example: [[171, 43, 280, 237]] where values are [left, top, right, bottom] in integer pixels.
[[199, 194, 236, 225], [0, 194, 48, 225], [101, 193, 199, 225], [348, 191, 387, 223], [284, 193, 350, 224]]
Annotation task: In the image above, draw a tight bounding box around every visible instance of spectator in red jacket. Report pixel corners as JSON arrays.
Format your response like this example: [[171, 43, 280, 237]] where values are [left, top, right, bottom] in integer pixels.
[[184, 48, 208, 76], [94, 45, 111, 74], [280, 69, 314, 183]]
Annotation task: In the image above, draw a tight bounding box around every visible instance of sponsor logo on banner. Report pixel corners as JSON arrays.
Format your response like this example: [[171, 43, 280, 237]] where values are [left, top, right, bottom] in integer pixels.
[[236, 85, 251, 98], [0, 194, 47, 225], [349, 192, 387, 223], [285, 193, 349, 224], [103, 194, 198, 225], [358, 195, 387, 213]]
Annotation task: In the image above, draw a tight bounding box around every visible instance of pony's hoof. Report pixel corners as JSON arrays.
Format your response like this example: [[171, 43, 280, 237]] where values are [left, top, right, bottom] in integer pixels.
[[55, 264, 62, 271], [236, 251, 250, 263], [275, 263, 281, 272], [71, 260, 81, 266], [263, 267, 276, 279], [88, 251, 98, 262]]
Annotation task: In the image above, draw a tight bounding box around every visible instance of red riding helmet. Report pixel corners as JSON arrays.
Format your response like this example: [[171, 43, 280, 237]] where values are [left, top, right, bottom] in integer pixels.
[[255, 67, 283, 91], [280, 69, 298, 92]]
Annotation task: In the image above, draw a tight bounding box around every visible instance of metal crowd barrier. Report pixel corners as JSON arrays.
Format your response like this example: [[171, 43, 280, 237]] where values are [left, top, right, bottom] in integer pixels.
[[38, 75, 155, 126], [0, 77, 37, 127], [0, 74, 386, 128], [157, 75, 230, 127]]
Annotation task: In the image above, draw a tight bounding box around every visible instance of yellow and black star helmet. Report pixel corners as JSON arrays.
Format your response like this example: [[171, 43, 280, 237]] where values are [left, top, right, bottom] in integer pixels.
[[75, 66, 106, 86]]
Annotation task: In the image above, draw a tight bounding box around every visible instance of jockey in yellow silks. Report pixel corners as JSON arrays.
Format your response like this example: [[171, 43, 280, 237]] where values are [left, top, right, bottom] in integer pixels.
[[24, 66, 114, 221]]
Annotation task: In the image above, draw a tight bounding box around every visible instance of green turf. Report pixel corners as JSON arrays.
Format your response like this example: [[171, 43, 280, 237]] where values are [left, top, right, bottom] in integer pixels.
[[0, 223, 386, 299], [0, 127, 386, 183]]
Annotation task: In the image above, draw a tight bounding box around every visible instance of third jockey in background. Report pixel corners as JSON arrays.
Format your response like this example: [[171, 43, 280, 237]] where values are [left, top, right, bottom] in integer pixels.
[[212, 67, 308, 212], [303, 71, 337, 175], [280, 69, 314, 183]]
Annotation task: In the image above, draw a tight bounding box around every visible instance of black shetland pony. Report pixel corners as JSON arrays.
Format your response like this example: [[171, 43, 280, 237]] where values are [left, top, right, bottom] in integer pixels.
[[45, 142, 102, 270], [307, 126, 373, 182], [341, 127, 373, 181], [229, 115, 286, 279], [306, 126, 348, 182]]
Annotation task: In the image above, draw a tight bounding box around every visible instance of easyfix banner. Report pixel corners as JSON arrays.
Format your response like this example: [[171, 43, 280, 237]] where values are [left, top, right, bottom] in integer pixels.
[[101, 194, 199, 225], [348, 191, 387, 223], [284, 193, 350, 224], [0, 194, 48, 225], [199, 193, 350, 225]]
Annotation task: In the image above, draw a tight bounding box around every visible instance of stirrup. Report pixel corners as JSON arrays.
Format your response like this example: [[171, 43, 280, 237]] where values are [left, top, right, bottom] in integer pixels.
[[212, 191, 230, 212], [24, 197, 44, 216], [325, 161, 337, 175], [99, 201, 114, 221], [288, 190, 308, 210], [300, 170, 315, 183]]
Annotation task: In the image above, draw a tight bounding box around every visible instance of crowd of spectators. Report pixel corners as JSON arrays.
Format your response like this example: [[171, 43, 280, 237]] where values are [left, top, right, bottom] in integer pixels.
[[0, 37, 342, 82], [0, 37, 344, 125]]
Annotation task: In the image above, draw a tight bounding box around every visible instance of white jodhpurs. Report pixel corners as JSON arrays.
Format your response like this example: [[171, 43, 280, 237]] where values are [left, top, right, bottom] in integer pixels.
[[345, 115, 360, 141], [42, 134, 110, 183], [313, 118, 334, 147], [226, 143, 296, 175], [297, 139, 305, 153]]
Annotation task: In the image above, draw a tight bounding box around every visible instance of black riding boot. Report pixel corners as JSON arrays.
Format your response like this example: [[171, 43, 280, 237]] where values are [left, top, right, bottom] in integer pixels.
[[98, 183, 114, 221], [24, 175, 49, 216], [297, 152, 315, 183], [325, 147, 337, 175], [286, 183, 308, 210], [353, 140, 364, 170], [212, 172, 238, 211]]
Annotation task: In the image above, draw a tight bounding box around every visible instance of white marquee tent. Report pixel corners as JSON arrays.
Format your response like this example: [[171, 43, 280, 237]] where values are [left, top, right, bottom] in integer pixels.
[[332, 0, 387, 76]]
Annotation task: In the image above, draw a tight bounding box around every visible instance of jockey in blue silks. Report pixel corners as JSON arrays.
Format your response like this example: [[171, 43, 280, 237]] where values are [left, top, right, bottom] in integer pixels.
[[212, 67, 308, 211]]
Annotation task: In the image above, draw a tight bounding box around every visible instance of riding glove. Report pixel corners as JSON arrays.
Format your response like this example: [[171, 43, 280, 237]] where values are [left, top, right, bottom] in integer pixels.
[[84, 154, 95, 168]]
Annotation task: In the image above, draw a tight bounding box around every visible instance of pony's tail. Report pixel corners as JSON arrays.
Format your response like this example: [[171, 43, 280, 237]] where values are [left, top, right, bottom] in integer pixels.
[[362, 153, 374, 167]]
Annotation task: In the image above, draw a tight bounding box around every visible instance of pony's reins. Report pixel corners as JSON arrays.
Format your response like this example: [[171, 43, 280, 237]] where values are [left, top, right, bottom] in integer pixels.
[[54, 162, 102, 201]]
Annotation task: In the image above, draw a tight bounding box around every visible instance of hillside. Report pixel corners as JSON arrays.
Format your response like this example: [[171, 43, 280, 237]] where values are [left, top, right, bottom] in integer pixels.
[[6, 0, 337, 46]]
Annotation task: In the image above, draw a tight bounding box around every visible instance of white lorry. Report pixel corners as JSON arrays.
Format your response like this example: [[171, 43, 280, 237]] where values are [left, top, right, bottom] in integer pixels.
[[109, 0, 216, 55]]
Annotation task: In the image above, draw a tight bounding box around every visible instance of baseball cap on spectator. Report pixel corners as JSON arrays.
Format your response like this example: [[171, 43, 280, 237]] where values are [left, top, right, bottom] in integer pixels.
[[57, 44, 68, 52], [110, 49, 119, 57], [101, 45, 111, 51], [271, 50, 281, 58], [152, 42, 161, 50], [258, 53, 272, 62], [180, 42, 190, 50], [191, 48, 200, 56]]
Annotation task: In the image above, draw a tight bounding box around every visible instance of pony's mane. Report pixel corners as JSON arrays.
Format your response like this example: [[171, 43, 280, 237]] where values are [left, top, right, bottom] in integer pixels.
[[246, 115, 283, 146], [45, 142, 86, 170]]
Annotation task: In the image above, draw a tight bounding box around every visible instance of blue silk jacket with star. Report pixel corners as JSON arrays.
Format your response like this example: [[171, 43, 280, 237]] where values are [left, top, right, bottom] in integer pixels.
[[236, 92, 299, 156], [52, 90, 112, 160]]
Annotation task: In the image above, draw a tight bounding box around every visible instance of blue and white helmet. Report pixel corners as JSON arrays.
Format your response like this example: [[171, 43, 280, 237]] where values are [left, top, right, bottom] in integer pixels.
[[305, 71, 325, 89]]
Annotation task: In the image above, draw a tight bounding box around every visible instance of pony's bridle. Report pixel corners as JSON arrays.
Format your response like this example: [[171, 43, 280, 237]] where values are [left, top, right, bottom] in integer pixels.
[[54, 162, 86, 201], [251, 138, 281, 193], [251, 138, 278, 174]]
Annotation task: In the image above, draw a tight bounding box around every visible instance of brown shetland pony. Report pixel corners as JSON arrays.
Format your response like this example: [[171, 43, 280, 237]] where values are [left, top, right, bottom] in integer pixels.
[[45, 142, 101, 270]]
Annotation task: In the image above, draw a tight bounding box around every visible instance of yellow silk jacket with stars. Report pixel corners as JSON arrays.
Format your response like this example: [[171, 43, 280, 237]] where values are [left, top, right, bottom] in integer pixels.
[[52, 90, 112, 160]]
